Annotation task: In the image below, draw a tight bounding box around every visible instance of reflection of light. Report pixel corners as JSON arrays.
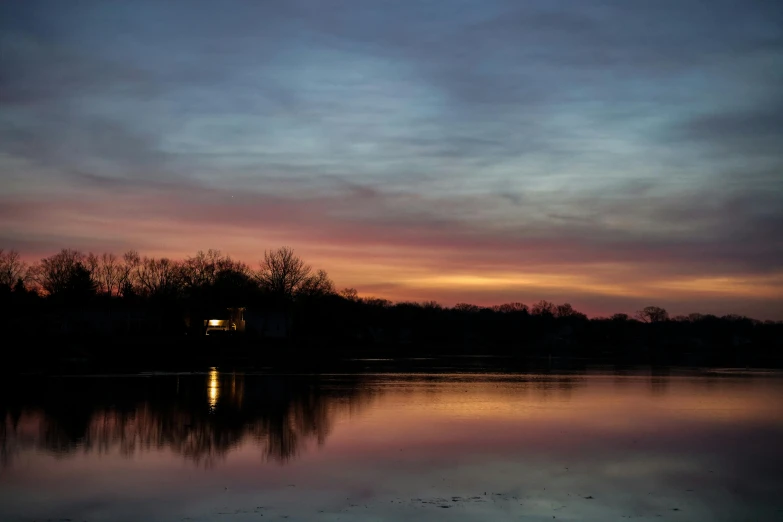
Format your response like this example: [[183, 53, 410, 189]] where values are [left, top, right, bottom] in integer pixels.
[[208, 320, 221, 326], [208, 368, 219, 411]]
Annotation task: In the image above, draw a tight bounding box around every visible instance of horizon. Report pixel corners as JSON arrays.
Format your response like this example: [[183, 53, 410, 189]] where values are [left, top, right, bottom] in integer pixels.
[[6, 245, 782, 321], [2, 1, 782, 320]]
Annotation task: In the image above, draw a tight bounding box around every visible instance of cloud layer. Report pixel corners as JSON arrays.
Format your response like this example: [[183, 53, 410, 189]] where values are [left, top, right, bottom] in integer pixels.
[[1, 0, 782, 317]]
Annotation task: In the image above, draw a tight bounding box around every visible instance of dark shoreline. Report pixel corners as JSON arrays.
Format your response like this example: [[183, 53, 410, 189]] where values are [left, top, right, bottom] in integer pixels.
[[8, 334, 783, 376]]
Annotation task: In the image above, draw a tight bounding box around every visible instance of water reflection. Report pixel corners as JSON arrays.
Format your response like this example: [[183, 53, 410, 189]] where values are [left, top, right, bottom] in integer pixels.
[[0, 372, 588, 469], [0, 372, 375, 466], [1, 371, 782, 521], [2, 372, 782, 471], [207, 368, 219, 412]]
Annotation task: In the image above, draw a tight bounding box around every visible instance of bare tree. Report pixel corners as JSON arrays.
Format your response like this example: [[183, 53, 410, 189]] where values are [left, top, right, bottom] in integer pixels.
[[635, 306, 669, 323], [531, 300, 557, 316], [339, 287, 359, 301], [297, 269, 335, 298], [136, 256, 182, 298], [181, 249, 223, 290], [33, 248, 97, 299], [120, 250, 142, 297], [493, 302, 529, 314], [555, 303, 586, 319], [85, 252, 99, 276], [33, 248, 80, 295], [85, 252, 102, 294], [92, 252, 124, 297], [256, 247, 312, 300], [454, 303, 481, 313], [0, 249, 28, 288], [364, 297, 392, 308]]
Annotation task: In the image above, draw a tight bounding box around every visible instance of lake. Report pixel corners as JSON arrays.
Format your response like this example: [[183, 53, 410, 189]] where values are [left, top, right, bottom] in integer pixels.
[[1, 368, 782, 521]]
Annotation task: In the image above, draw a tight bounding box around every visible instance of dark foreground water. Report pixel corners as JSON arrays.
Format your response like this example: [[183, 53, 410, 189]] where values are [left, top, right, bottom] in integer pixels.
[[1, 369, 782, 521]]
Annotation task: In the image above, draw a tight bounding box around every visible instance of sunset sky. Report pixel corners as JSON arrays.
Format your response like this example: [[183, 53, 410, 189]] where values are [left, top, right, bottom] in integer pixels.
[[1, 0, 782, 318]]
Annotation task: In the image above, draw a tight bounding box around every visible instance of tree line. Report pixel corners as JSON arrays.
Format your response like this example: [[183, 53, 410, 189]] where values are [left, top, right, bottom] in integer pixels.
[[1, 247, 781, 367], [0, 246, 332, 304], [0, 246, 774, 323]]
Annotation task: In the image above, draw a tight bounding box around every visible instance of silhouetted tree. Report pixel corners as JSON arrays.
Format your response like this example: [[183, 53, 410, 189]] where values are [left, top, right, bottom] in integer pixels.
[[119, 250, 142, 298], [91, 252, 124, 297], [532, 300, 557, 316], [135, 256, 182, 299], [211, 263, 256, 304], [12, 278, 27, 294], [493, 302, 529, 314], [181, 249, 224, 290], [297, 269, 335, 299], [363, 297, 392, 307], [455, 303, 481, 313], [0, 249, 28, 289], [4, 245, 783, 368], [256, 247, 312, 301], [556, 303, 585, 319], [636, 306, 669, 323], [340, 287, 359, 301], [33, 249, 97, 301]]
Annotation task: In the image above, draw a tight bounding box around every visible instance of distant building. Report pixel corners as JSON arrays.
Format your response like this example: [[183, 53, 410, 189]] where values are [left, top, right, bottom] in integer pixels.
[[204, 307, 245, 335], [202, 308, 289, 338]]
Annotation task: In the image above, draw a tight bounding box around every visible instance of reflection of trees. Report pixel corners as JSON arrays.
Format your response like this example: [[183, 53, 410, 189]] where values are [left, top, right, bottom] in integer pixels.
[[0, 373, 375, 467]]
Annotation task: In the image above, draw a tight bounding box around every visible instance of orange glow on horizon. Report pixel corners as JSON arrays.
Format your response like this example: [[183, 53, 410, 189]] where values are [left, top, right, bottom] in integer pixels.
[[7, 194, 783, 319]]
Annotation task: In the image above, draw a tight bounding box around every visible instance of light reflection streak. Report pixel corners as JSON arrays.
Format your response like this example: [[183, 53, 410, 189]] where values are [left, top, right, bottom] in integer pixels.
[[208, 368, 219, 412]]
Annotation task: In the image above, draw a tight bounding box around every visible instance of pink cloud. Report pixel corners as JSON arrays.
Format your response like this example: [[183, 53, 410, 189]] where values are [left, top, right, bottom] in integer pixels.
[[2, 182, 782, 319]]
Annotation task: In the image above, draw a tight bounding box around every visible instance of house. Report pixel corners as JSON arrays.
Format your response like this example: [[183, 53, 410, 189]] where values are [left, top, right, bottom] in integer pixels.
[[204, 307, 245, 335], [201, 307, 290, 338]]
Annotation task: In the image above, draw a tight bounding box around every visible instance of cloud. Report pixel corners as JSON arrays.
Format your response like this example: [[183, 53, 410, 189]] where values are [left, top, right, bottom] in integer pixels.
[[675, 103, 783, 159], [2, 176, 780, 275], [1, 0, 782, 318]]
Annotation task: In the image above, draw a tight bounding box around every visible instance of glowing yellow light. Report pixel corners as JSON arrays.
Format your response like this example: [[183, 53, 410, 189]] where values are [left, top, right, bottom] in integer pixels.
[[208, 319, 221, 326], [208, 368, 219, 411]]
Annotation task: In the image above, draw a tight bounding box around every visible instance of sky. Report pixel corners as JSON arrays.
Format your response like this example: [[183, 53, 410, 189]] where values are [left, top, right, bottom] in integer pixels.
[[1, 0, 782, 318]]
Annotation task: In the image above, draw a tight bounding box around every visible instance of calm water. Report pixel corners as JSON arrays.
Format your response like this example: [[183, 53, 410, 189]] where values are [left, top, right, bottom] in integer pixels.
[[1, 369, 782, 521]]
